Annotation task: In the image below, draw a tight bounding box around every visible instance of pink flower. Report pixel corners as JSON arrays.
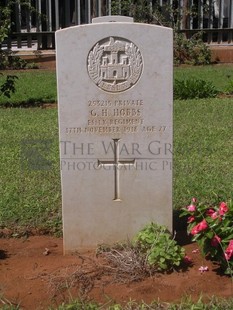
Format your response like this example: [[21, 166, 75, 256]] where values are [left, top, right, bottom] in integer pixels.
[[206, 208, 215, 216], [199, 266, 209, 273], [191, 219, 208, 235], [187, 216, 195, 223], [187, 204, 196, 212], [224, 240, 233, 261], [211, 235, 221, 247], [192, 197, 197, 203], [212, 212, 220, 219], [206, 208, 220, 220], [219, 202, 229, 216], [183, 255, 192, 264]]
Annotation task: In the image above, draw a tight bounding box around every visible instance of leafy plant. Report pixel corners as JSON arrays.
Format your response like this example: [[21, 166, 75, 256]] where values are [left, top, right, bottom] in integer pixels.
[[0, 3, 11, 44], [97, 223, 186, 282], [225, 79, 233, 94], [0, 1, 39, 72], [174, 32, 211, 65], [111, 1, 211, 65], [174, 78, 218, 100], [0, 2, 21, 97], [0, 1, 41, 99], [111, 0, 152, 23], [134, 223, 185, 271], [0, 55, 29, 70], [180, 198, 233, 275], [0, 74, 18, 98]]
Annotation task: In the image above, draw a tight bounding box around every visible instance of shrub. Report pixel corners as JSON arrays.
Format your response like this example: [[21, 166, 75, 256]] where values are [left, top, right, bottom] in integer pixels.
[[0, 4, 17, 98], [134, 223, 185, 271], [174, 78, 219, 100], [180, 198, 233, 275], [0, 74, 18, 98], [111, 1, 211, 65], [0, 2, 39, 73], [174, 32, 211, 65]]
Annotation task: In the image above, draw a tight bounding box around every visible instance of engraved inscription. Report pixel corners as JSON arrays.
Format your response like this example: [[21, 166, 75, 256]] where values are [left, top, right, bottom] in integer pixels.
[[87, 99, 144, 134], [65, 98, 169, 135], [87, 37, 143, 92]]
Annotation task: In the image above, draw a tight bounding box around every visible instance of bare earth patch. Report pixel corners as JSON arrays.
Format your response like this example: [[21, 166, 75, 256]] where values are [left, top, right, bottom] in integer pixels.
[[0, 234, 232, 309]]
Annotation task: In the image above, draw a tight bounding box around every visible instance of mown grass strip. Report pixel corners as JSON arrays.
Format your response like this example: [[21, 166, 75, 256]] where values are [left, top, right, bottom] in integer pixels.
[[49, 296, 233, 309], [0, 65, 233, 107], [0, 71, 57, 107], [0, 97, 232, 232], [173, 97, 233, 209], [0, 108, 61, 234], [174, 64, 233, 93]]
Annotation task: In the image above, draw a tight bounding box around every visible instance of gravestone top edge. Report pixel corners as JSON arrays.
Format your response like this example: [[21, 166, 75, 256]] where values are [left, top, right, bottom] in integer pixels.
[[55, 22, 173, 36], [92, 16, 134, 23]]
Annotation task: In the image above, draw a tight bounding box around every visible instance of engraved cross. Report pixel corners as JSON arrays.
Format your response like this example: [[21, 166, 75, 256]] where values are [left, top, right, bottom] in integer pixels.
[[97, 139, 136, 201]]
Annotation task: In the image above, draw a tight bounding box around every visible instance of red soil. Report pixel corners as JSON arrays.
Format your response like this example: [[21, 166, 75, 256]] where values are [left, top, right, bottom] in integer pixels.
[[0, 234, 232, 309]]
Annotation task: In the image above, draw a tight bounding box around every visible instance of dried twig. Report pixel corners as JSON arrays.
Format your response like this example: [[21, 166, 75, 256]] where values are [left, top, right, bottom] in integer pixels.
[[0, 296, 19, 307], [46, 244, 158, 297]]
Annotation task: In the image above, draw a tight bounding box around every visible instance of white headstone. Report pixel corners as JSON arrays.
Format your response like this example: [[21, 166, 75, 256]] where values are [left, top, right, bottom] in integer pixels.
[[56, 17, 173, 253]]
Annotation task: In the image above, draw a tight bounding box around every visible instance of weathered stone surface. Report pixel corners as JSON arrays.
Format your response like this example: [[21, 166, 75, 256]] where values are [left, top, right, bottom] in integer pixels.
[[56, 17, 173, 253]]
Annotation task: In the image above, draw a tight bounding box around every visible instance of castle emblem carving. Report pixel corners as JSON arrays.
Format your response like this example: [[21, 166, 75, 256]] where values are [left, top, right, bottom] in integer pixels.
[[87, 37, 143, 93]]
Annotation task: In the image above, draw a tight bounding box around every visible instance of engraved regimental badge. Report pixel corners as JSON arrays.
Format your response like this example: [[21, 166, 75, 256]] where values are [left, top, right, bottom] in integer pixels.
[[87, 37, 143, 93]]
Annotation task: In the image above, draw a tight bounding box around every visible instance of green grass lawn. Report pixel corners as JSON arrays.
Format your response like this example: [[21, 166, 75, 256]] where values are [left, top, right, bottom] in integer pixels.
[[0, 98, 232, 233], [0, 64, 233, 106], [0, 108, 61, 234], [0, 65, 233, 233], [174, 64, 233, 92], [174, 97, 233, 209], [0, 70, 57, 106], [57, 298, 233, 310]]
